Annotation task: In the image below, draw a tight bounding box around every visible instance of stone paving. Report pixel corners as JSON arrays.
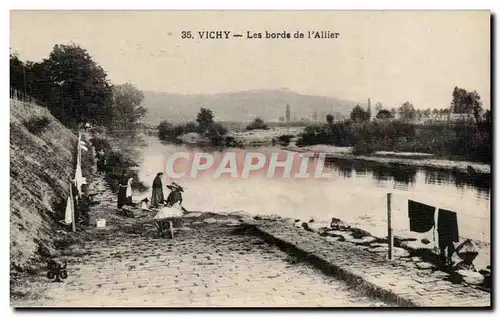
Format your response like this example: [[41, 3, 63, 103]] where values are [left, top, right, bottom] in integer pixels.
[[12, 222, 393, 307], [256, 222, 491, 307]]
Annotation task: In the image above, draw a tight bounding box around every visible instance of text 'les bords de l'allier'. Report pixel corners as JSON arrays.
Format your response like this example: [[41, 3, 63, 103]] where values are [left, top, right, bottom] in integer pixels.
[[181, 30, 340, 40]]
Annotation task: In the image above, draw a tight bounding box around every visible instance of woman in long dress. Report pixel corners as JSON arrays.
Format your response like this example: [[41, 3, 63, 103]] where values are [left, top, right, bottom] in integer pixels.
[[125, 177, 134, 206], [151, 172, 165, 208], [117, 173, 129, 209]]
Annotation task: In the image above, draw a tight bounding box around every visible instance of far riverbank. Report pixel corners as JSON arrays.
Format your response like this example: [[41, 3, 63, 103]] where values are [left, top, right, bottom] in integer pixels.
[[283, 144, 491, 175]]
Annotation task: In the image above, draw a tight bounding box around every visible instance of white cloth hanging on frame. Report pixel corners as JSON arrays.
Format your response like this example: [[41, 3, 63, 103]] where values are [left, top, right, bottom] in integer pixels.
[[64, 196, 73, 224]]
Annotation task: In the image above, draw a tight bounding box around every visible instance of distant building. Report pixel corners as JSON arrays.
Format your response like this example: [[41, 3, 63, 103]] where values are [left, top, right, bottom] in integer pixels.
[[367, 98, 372, 120], [450, 113, 470, 121], [285, 104, 291, 122]]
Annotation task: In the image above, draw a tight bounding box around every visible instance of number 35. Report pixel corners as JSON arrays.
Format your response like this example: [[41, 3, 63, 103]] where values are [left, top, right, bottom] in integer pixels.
[[181, 31, 193, 39]]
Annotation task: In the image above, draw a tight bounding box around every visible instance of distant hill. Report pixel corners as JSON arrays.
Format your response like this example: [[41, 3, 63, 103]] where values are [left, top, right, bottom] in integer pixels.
[[141, 89, 367, 125]]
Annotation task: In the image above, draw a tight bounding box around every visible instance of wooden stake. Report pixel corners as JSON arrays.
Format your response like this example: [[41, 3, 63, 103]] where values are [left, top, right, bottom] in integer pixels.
[[169, 221, 174, 239], [387, 192, 393, 260], [70, 179, 76, 233]]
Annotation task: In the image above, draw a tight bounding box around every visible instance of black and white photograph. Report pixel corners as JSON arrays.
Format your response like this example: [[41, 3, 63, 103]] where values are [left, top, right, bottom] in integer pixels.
[[8, 10, 492, 308]]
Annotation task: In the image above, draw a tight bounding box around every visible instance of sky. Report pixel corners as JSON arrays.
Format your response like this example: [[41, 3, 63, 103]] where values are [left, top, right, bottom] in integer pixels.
[[10, 10, 490, 109]]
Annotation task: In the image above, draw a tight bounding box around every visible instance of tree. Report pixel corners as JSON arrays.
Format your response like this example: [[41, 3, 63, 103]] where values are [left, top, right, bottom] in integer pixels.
[[423, 108, 431, 119], [390, 108, 397, 118], [109, 83, 147, 134], [466, 90, 483, 123], [10, 44, 114, 127], [451, 86, 484, 122], [483, 109, 491, 123], [42, 43, 114, 126], [196, 108, 215, 133], [397, 102, 417, 122], [350, 104, 370, 123], [206, 122, 229, 146], [326, 114, 334, 124], [246, 117, 269, 130], [375, 109, 394, 120], [374, 102, 383, 113], [10, 50, 25, 92]]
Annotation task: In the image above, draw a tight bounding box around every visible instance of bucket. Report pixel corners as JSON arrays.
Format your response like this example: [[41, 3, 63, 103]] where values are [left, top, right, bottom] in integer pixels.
[[96, 218, 106, 228]]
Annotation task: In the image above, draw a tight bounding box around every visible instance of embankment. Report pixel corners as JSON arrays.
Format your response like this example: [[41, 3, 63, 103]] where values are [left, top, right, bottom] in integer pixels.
[[10, 99, 89, 273]]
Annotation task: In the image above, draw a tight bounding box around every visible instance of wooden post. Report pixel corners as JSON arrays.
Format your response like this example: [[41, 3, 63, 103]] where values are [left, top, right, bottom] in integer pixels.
[[387, 192, 393, 260], [76, 132, 82, 199], [169, 221, 174, 239], [69, 179, 76, 232]]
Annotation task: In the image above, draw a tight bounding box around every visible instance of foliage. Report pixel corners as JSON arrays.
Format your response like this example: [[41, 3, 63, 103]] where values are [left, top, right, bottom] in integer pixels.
[[275, 134, 294, 147], [158, 108, 230, 146], [451, 86, 483, 122], [108, 83, 147, 135], [326, 114, 334, 124], [22, 117, 51, 135], [398, 101, 417, 122], [89, 136, 111, 152], [89, 136, 148, 193], [10, 44, 146, 131], [246, 117, 269, 130], [296, 119, 491, 163], [375, 109, 394, 120], [196, 108, 215, 133], [350, 105, 370, 123]]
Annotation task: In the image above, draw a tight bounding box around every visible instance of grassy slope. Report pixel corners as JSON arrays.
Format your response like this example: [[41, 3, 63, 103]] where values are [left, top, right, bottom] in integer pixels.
[[10, 99, 77, 273]]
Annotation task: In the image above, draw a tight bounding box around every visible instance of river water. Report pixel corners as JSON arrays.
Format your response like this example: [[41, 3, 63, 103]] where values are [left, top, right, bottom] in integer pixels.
[[132, 136, 490, 252]]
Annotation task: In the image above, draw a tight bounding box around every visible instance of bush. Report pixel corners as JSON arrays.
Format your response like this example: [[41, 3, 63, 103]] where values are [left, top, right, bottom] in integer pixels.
[[158, 121, 200, 141], [89, 136, 111, 152], [275, 134, 294, 147], [246, 117, 269, 131], [206, 123, 229, 146], [97, 146, 149, 193], [296, 119, 491, 163], [23, 117, 51, 135]]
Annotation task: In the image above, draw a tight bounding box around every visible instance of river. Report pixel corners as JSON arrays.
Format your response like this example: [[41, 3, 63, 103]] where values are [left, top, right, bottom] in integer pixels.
[[131, 135, 490, 264]]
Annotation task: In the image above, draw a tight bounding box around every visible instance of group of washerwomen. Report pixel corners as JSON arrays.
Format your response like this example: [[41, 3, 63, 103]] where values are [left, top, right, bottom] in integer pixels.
[[117, 171, 185, 211]]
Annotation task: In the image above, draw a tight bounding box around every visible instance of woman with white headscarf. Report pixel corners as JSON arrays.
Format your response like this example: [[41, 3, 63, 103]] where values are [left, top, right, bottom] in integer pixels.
[[126, 177, 134, 206]]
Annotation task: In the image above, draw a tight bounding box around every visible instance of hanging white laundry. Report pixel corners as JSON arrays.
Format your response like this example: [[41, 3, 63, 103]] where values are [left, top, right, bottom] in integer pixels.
[[126, 178, 133, 198], [74, 162, 84, 196], [65, 196, 73, 224]]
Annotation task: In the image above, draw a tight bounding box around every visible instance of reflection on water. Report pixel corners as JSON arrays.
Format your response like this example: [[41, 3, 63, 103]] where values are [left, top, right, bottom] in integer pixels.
[[323, 157, 490, 200], [131, 137, 490, 250]]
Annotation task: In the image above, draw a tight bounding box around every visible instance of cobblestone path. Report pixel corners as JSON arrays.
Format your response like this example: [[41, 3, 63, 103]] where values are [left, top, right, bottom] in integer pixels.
[[12, 222, 393, 307]]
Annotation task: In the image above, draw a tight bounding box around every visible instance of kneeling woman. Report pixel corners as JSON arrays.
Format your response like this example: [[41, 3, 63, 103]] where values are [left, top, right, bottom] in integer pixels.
[[117, 174, 134, 209]]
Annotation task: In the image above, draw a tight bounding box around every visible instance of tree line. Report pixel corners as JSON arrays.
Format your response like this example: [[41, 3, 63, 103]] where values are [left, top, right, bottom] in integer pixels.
[[10, 44, 147, 133], [330, 87, 490, 124], [297, 87, 491, 163]]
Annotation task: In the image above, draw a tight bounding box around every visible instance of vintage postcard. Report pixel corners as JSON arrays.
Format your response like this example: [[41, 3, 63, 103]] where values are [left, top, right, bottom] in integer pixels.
[[9, 10, 491, 308]]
